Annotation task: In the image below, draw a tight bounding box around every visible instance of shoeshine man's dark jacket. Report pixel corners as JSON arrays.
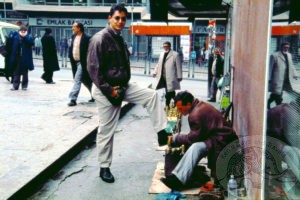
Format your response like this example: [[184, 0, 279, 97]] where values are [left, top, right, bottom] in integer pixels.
[[87, 25, 131, 106], [172, 99, 238, 178]]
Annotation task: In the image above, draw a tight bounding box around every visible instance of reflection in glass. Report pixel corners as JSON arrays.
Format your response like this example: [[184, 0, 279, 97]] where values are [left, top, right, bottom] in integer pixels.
[[266, 1, 300, 197]]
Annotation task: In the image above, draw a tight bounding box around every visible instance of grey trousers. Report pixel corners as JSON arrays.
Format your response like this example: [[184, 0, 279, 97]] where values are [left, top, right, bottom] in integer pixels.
[[69, 62, 83, 101], [92, 82, 168, 168], [172, 142, 207, 184]]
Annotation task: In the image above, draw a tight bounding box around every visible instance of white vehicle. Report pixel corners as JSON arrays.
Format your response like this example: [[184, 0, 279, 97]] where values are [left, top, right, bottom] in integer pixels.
[[0, 21, 19, 78]]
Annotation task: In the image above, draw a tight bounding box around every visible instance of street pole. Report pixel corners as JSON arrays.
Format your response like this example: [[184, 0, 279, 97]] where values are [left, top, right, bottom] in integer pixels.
[[131, 2, 134, 48], [4, 0, 6, 21]]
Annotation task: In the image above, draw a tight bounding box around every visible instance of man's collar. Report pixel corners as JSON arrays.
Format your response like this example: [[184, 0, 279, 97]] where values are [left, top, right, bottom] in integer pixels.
[[107, 24, 121, 36]]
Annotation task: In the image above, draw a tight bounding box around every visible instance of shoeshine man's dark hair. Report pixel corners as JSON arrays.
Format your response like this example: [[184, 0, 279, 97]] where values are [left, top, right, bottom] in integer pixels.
[[109, 3, 128, 16], [174, 91, 194, 106]]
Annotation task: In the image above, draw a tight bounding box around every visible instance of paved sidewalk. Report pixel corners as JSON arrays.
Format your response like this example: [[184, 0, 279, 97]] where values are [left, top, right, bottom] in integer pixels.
[[0, 60, 210, 200]]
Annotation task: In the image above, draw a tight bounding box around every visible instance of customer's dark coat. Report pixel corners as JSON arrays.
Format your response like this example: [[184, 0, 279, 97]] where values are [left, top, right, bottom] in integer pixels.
[[9, 33, 34, 71], [166, 99, 238, 178], [213, 55, 224, 78], [87, 25, 131, 106], [69, 32, 92, 87], [41, 33, 59, 72]]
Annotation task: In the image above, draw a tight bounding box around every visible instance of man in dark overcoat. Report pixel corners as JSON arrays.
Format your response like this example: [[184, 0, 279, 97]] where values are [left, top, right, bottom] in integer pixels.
[[9, 26, 34, 90], [41, 28, 59, 84]]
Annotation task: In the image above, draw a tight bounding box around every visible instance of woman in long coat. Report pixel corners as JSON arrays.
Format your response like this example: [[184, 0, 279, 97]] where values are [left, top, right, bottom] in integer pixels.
[[41, 28, 59, 84]]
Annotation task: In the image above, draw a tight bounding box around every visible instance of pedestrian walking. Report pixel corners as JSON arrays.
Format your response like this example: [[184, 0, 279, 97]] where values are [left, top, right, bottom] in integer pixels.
[[68, 21, 93, 106], [9, 26, 34, 91], [152, 41, 182, 108], [41, 28, 60, 84], [268, 42, 299, 109], [208, 48, 224, 102], [87, 3, 169, 184], [34, 34, 42, 56], [59, 36, 68, 68]]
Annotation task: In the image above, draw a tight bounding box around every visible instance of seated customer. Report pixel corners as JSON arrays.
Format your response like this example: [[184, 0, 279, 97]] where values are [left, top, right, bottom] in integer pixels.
[[159, 91, 238, 190]]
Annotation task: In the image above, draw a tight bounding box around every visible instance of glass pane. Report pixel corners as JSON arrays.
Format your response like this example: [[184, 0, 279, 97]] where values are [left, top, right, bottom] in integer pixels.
[[265, 0, 300, 199]]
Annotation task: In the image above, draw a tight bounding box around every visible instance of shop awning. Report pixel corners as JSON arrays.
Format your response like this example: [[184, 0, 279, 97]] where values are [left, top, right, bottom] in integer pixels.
[[130, 23, 191, 35], [272, 25, 300, 35]]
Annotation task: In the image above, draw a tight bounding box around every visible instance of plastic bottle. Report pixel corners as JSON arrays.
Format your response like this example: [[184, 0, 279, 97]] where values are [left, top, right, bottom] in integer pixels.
[[228, 174, 238, 200]]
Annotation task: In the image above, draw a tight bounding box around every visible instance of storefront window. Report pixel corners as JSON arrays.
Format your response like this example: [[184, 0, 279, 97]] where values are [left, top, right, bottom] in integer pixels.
[[265, 1, 300, 198]]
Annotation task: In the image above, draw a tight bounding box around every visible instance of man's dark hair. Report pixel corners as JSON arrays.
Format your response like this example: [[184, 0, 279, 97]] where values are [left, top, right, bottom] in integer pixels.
[[75, 22, 84, 33], [109, 3, 128, 16], [16, 21, 22, 26], [174, 91, 194, 106], [163, 41, 171, 47], [45, 27, 52, 34], [281, 42, 290, 48]]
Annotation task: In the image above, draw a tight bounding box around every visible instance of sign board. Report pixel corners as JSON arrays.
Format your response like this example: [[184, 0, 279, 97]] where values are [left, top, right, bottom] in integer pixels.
[[29, 18, 104, 27]]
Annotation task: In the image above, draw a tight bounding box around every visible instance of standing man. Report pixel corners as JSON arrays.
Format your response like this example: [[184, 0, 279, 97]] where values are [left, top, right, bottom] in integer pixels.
[[4, 21, 23, 82], [208, 48, 224, 102], [268, 42, 299, 109], [87, 3, 169, 183], [68, 21, 93, 106], [153, 41, 182, 108], [41, 28, 59, 84], [9, 26, 34, 91]]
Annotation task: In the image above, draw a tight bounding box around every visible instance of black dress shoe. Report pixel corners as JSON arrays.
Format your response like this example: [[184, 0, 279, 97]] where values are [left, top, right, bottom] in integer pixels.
[[100, 168, 115, 183], [208, 98, 216, 102], [160, 174, 183, 191], [157, 129, 170, 146], [68, 100, 77, 106], [46, 81, 55, 84]]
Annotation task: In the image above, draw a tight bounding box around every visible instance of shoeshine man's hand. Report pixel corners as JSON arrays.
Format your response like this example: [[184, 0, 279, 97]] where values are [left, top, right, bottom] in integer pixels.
[[112, 86, 120, 97]]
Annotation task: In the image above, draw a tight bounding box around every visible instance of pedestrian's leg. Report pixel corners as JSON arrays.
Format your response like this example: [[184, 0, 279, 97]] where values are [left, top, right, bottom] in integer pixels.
[[83, 81, 94, 101], [212, 77, 219, 100], [48, 71, 54, 83], [275, 93, 283, 105], [172, 142, 207, 184], [124, 83, 167, 133], [68, 62, 83, 102], [12, 65, 21, 90], [93, 86, 121, 168], [267, 94, 274, 109], [12, 73, 21, 90], [21, 70, 28, 89], [165, 91, 176, 107]]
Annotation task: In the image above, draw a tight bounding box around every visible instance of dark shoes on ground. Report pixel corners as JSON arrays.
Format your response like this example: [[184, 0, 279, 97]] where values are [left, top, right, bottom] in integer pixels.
[[10, 87, 27, 91], [208, 98, 216, 102], [68, 100, 77, 106], [157, 129, 171, 146], [88, 98, 95, 102], [46, 81, 55, 84], [160, 174, 183, 191], [99, 167, 115, 183]]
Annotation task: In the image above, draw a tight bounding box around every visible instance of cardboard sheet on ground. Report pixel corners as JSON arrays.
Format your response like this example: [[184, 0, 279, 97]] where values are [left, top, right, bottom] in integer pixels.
[[148, 161, 200, 195]]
